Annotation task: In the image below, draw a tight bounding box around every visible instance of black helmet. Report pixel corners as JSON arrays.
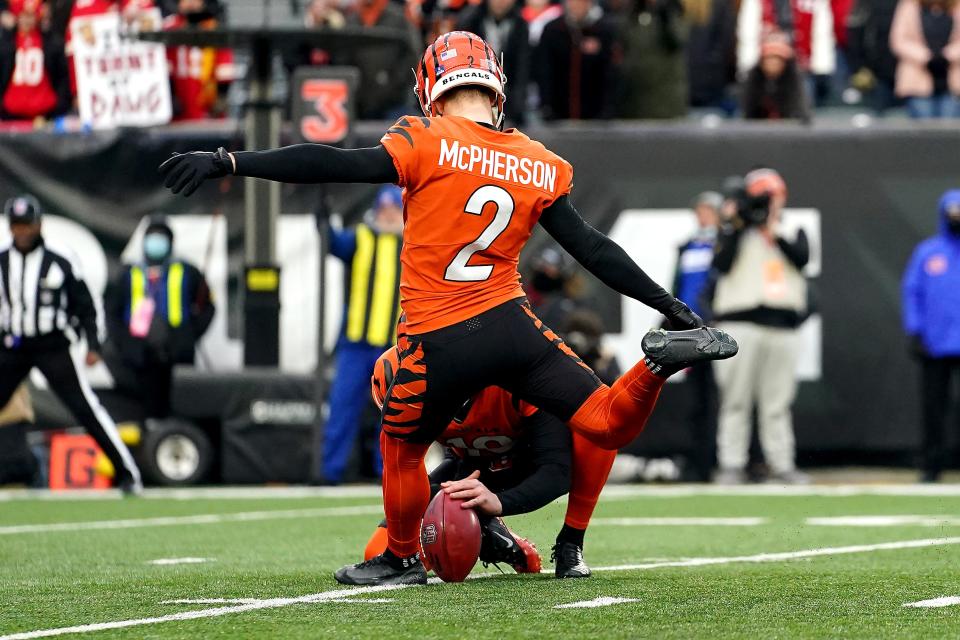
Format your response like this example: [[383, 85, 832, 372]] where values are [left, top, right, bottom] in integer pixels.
[[4, 194, 42, 224]]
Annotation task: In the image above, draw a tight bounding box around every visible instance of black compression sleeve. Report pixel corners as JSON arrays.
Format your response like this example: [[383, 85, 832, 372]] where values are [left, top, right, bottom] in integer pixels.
[[539, 195, 675, 313], [232, 144, 398, 184], [497, 411, 572, 517], [712, 227, 742, 273], [776, 228, 810, 269]]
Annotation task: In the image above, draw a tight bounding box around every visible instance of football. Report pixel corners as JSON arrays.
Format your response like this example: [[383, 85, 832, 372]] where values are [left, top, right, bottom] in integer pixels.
[[420, 491, 481, 582]]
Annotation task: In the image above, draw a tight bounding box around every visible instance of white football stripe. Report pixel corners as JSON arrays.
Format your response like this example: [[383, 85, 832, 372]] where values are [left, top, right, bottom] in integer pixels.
[[806, 516, 960, 527], [3, 536, 960, 640], [0, 505, 383, 536], [147, 558, 212, 566], [554, 597, 641, 609], [903, 596, 960, 609], [592, 517, 767, 526]]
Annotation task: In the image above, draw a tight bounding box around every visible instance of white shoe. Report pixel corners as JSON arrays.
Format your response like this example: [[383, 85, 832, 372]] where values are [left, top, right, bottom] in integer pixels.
[[713, 468, 748, 485]]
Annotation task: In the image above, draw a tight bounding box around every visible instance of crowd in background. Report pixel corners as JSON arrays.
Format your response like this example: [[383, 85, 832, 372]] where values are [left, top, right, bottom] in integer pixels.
[[2, 0, 960, 124]]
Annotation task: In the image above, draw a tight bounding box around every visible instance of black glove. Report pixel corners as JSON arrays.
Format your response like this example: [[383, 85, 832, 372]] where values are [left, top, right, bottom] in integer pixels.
[[158, 147, 233, 197], [909, 334, 928, 360], [663, 299, 704, 330]]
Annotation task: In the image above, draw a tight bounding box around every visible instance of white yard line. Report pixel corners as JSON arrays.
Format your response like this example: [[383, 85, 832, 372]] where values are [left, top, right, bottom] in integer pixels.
[[4, 483, 960, 502], [588, 537, 960, 572], [598, 484, 960, 499], [591, 517, 767, 526], [806, 515, 960, 527], [161, 599, 260, 605], [903, 596, 960, 609], [161, 597, 394, 605], [0, 505, 383, 536], [3, 536, 959, 640], [147, 558, 212, 566], [554, 597, 641, 609]]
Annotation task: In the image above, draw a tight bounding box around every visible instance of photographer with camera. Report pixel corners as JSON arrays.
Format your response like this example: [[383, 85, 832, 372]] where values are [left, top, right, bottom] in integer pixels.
[[711, 168, 810, 485]]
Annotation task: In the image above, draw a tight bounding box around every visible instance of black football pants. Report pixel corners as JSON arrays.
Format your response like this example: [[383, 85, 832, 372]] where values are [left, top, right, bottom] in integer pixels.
[[920, 357, 960, 477], [0, 347, 141, 484]]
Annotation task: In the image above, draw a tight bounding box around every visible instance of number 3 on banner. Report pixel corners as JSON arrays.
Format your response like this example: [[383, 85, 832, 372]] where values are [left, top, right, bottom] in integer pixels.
[[445, 185, 515, 282]]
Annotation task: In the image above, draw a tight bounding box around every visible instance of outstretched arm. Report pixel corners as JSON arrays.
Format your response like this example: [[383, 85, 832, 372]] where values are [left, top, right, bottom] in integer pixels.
[[159, 145, 398, 196], [539, 196, 703, 329]]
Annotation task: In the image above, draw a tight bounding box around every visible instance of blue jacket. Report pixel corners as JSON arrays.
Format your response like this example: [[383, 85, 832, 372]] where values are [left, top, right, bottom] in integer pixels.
[[902, 191, 960, 357], [673, 232, 717, 319]]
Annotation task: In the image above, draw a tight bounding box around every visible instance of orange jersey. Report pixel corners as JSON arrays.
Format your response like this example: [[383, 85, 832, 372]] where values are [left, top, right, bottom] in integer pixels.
[[380, 115, 573, 334], [437, 386, 537, 459]]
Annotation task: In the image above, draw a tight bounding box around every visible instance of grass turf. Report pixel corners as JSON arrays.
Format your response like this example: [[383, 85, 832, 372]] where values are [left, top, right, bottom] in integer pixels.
[[1, 488, 959, 639]]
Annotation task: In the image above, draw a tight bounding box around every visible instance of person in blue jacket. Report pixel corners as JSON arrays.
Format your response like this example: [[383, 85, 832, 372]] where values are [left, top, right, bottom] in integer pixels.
[[902, 189, 960, 482], [320, 185, 404, 485], [671, 191, 722, 481]]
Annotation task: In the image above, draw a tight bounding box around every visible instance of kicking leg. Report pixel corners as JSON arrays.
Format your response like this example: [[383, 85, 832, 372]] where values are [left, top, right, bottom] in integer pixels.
[[512, 303, 736, 450]]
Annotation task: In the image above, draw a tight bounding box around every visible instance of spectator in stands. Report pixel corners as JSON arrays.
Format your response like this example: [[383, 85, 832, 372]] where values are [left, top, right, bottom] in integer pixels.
[[889, 0, 960, 118], [284, 0, 346, 71], [686, 0, 737, 114], [457, 0, 531, 125], [305, 0, 346, 29], [902, 190, 960, 482], [523, 0, 563, 46], [105, 215, 215, 419], [617, 0, 688, 119], [535, 0, 618, 119], [741, 31, 811, 120], [847, 0, 901, 113], [711, 169, 810, 485], [671, 191, 722, 482], [343, 0, 419, 119], [164, 0, 235, 120], [318, 186, 404, 485], [0, 0, 70, 121]]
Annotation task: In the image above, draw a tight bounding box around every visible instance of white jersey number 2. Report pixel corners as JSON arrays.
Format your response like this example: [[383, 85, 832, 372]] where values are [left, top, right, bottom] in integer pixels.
[[444, 185, 515, 282]]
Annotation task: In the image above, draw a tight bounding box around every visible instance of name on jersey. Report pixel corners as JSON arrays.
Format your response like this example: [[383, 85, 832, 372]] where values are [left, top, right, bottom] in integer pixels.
[[438, 138, 557, 192]]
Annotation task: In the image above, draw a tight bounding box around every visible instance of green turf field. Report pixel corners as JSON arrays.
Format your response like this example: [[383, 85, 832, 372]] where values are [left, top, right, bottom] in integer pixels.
[[2, 485, 960, 639]]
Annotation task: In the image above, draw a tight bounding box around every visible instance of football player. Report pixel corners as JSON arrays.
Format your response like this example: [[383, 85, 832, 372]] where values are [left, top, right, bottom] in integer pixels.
[[363, 346, 615, 578], [160, 30, 738, 587]]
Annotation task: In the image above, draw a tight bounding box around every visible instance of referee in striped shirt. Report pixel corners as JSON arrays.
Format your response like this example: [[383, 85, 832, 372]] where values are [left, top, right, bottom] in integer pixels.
[[0, 195, 142, 494]]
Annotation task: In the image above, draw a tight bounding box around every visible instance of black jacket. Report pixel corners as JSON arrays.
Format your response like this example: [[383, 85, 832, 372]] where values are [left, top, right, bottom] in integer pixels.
[[536, 13, 618, 120], [106, 261, 214, 367], [741, 60, 810, 122], [457, 4, 531, 125], [686, 0, 737, 107], [846, 0, 900, 85]]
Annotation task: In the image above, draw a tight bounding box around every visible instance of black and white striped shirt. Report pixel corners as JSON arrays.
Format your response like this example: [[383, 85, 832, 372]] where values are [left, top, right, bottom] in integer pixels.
[[0, 239, 102, 351]]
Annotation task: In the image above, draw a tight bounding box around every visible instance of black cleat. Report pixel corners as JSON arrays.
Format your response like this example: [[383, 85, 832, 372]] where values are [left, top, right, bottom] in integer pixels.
[[118, 475, 143, 497], [479, 518, 541, 574], [334, 552, 427, 586], [641, 326, 738, 368], [551, 542, 591, 579]]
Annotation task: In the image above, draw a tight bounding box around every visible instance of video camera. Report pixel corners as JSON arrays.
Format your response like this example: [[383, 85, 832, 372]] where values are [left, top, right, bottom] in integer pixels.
[[724, 178, 771, 228]]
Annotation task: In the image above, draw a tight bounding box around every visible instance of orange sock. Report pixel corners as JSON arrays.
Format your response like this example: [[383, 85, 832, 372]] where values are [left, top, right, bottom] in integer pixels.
[[364, 525, 389, 561], [380, 431, 431, 558], [565, 433, 617, 529], [568, 359, 666, 450]]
